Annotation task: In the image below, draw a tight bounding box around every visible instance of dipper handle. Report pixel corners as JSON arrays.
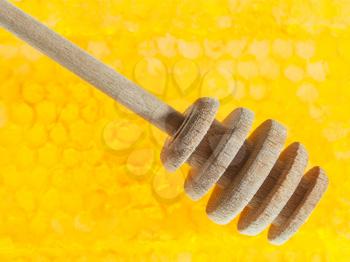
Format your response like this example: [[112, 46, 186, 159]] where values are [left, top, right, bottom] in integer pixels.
[[0, 0, 328, 245]]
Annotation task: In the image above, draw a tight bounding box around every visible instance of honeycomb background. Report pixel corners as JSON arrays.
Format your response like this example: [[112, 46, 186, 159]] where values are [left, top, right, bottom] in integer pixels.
[[0, 0, 349, 260]]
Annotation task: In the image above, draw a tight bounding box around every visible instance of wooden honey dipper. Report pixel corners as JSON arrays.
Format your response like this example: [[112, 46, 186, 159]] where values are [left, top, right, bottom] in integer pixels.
[[0, 0, 328, 245]]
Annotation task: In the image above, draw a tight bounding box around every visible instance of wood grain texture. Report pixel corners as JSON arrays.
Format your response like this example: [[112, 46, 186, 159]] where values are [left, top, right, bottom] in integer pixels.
[[160, 97, 219, 172], [206, 120, 287, 224], [185, 107, 254, 201], [238, 142, 308, 236], [268, 167, 328, 245]]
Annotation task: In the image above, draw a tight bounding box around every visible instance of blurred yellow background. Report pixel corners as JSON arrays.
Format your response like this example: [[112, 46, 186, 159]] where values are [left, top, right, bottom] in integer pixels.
[[0, 0, 349, 260]]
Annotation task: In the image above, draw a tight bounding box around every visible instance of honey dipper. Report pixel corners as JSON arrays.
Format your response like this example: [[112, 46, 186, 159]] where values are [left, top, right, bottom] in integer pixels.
[[0, 0, 328, 245]]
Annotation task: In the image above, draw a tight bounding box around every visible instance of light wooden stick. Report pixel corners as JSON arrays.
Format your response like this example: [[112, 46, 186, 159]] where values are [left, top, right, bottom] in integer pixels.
[[0, 0, 328, 245]]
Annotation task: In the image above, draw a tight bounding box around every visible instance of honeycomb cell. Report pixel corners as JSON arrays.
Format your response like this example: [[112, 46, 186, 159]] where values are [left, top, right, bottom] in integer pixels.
[[40, 196, 64, 223], [134, 57, 167, 96], [284, 64, 305, 82], [29, 211, 49, 236], [322, 122, 349, 142], [334, 141, 350, 160], [209, 61, 233, 88], [102, 120, 143, 151], [297, 83, 319, 103], [69, 120, 94, 149], [46, 83, 68, 105], [25, 166, 49, 190], [49, 123, 68, 145], [84, 189, 108, 216], [177, 40, 202, 59], [81, 99, 99, 123], [93, 163, 113, 187], [2, 165, 21, 188], [0, 79, 21, 101], [232, 80, 246, 100], [0, 123, 23, 147], [35, 100, 57, 124], [248, 40, 270, 60], [15, 145, 36, 169], [83, 148, 104, 165], [172, 59, 200, 94], [201, 68, 235, 100], [62, 148, 81, 167], [69, 83, 92, 104], [226, 39, 247, 58], [216, 16, 232, 29], [152, 167, 185, 202], [10, 102, 34, 125], [38, 143, 60, 167], [124, 21, 140, 33], [156, 34, 177, 58], [309, 104, 326, 121], [15, 188, 36, 212], [59, 103, 80, 123], [307, 62, 327, 82], [26, 123, 48, 148], [272, 39, 293, 59], [60, 187, 84, 213], [237, 60, 259, 79], [49, 168, 70, 191], [50, 211, 72, 235], [204, 39, 225, 59], [138, 40, 158, 57], [295, 41, 315, 59], [249, 83, 266, 100], [22, 82, 45, 104], [259, 58, 280, 80], [74, 213, 94, 233], [126, 148, 155, 178]]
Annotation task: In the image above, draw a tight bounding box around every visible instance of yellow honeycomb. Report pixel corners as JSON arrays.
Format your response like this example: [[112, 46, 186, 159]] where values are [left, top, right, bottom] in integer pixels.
[[0, 0, 349, 260]]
